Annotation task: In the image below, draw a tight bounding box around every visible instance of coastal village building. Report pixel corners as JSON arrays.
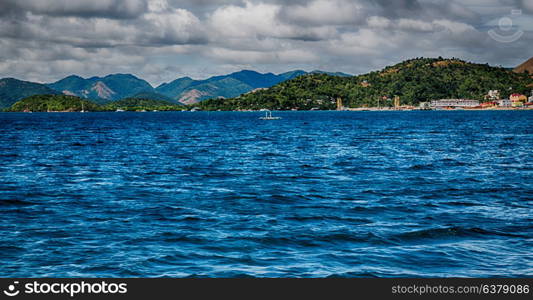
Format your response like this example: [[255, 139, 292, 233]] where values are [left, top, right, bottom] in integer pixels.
[[510, 94, 527, 102], [498, 99, 512, 107], [486, 90, 500, 100], [419, 102, 431, 110], [481, 101, 498, 108], [510, 93, 527, 107], [336, 97, 345, 111], [394, 96, 401, 108], [430, 99, 480, 109]]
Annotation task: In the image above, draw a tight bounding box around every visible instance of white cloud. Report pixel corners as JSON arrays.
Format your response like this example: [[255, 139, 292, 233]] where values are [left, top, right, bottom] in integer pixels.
[[143, 6, 205, 45], [367, 16, 441, 32], [0, 0, 531, 86], [209, 1, 285, 39], [433, 19, 478, 34]]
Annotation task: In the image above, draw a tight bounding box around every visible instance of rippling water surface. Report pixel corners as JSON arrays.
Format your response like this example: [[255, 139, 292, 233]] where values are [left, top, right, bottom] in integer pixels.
[[0, 111, 531, 277]]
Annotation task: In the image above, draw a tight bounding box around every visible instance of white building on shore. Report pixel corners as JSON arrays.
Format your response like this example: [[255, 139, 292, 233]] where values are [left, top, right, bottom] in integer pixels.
[[498, 99, 512, 107], [487, 90, 500, 100], [430, 99, 480, 109]]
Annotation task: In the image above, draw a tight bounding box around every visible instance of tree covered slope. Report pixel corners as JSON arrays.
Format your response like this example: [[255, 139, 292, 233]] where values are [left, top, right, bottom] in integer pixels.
[[8, 95, 99, 112], [198, 58, 532, 111]]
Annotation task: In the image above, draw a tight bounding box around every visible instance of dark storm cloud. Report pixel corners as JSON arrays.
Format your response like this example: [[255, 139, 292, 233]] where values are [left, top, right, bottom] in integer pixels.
[[166, 0, 245, 15], [370, 0, 478, 23], [373, 0, 422, 18], [1, 0, 148, 19], [0, 1, 20, 17], [0, 0, 530, 85]]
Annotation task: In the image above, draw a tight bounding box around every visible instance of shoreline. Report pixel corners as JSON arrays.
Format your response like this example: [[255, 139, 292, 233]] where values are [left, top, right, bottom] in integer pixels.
[[3, 107, 533, 113]]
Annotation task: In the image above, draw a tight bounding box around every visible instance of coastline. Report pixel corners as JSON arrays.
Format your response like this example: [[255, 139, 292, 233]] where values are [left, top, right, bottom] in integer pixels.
[[3, 108, 533, 113]]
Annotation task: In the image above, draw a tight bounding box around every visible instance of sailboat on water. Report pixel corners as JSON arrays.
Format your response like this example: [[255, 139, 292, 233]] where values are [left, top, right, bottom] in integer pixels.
[[259, 110, 282, 120]]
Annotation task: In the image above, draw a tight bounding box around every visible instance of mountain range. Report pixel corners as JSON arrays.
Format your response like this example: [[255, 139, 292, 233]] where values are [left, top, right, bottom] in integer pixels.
[[0, 70, 351, 109], [156, 70, 308, 105], [3, 56, 531, 110], [47, 74, 154, 104]]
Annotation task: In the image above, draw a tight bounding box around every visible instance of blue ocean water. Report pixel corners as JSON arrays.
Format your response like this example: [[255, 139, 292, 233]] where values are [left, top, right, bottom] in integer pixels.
[[0, 111, 531, 278]]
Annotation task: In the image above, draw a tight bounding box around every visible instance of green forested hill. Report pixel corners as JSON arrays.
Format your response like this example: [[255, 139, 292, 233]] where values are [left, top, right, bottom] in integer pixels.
[[198, 58, 533, 110], [7, 94, 185, 112], [103, 97, 183, 111], [128, 92, 175, 102], [9, 95, 100, 112], [0, 78, 60, 109]]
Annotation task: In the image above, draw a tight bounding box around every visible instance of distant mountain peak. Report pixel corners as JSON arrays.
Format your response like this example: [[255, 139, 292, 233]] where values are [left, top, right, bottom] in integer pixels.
[[279, 70, 306, 75], [63, 74, 84, 80], [91, 81, 116, 100], [310, 70, 352, 77], [46, 73, 153, 103], [179, 89, 210, 105], [514, 57, 533, 74], [104, 73, 141, 79], [1, 77, 36, 83], [233, 69, 261, 74], [0, 78, 59, 109]]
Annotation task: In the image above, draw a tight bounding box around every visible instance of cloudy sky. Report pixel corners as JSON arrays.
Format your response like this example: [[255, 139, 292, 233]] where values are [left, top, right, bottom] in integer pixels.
[[0, 0, 532, 86]]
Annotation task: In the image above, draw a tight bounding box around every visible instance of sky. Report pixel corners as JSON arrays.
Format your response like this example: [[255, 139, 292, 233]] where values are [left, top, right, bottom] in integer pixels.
[[0, 0, 532, 86]]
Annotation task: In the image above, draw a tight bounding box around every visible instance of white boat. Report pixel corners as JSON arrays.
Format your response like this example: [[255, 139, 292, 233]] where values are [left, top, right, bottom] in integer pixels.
[[259, 111, 282, 120], [116, 109, 125, 112]]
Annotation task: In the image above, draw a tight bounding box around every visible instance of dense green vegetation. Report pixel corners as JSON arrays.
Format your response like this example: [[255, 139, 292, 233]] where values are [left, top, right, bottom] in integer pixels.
[[7, 95, 185, 112], [103, 97, 183, 111], [8, 95, 100, 112], [198, 58, 533, 111], [129, 92, 175, 102]]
